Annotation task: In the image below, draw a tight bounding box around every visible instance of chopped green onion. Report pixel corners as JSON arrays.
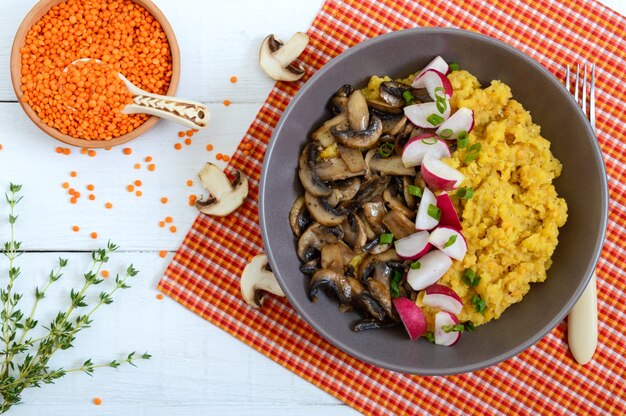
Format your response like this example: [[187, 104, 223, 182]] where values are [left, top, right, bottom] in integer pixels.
[[449, 63, 460, 71], [425, 331, 436, 343], [421, 136, 438, 145], [439, 128, 454, 139], [433, 86, 446, 100], [456, 187, 474, 200], [457, 130, 469, 148], [427, 204, 441, 221], [464, 143, 482, 163], [390, 271, 402, 298], [442, 324, 466, 333], [407, 185, 423, 198], [378, 142, 395, 158], [462, 269, 481, 287], [402, 90, 415, 105], [427, 113, 444, 126], [379, 233, 394, 245], [436, 97, 447, 114], [462, 321, 476, 332], [410, 261, 421, 270], [471, 294, 486, 314], [443, 234, 457, 248]]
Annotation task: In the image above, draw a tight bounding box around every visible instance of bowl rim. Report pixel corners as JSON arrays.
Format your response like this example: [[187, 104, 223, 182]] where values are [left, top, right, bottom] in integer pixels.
[[10, 0, 181, 148], [259, 27, 609, 375]]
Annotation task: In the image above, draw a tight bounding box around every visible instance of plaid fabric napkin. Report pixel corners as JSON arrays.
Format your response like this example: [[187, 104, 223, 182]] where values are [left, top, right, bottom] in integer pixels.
[[159, 0, 626, 414]]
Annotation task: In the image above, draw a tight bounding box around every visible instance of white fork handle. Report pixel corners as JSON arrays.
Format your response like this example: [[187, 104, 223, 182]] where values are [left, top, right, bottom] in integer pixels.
[[567, 273, 597, 365]]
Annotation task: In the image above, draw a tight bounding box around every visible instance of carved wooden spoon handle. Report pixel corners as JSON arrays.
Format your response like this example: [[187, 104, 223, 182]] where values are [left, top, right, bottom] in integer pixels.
[[119, 74, 210, 130]]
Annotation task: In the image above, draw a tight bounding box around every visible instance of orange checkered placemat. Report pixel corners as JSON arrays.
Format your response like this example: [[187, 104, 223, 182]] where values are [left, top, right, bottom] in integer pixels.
[[159, 0, 626, 414]]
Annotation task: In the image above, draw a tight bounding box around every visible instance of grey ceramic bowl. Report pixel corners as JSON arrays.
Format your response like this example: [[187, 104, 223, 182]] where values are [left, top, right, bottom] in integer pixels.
[[259, 28, 608, 375]]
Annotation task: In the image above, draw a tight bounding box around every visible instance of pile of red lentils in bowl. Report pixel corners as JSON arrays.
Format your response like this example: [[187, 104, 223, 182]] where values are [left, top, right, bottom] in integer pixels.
[[19, 0, 173, 141]]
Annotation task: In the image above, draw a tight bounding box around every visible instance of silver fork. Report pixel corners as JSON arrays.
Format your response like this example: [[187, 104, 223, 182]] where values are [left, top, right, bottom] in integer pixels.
[[564, 63, 598, 365]]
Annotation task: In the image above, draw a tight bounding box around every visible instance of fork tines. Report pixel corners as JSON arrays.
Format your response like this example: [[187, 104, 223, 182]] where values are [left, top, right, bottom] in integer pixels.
[[564, 63, 596, 135]]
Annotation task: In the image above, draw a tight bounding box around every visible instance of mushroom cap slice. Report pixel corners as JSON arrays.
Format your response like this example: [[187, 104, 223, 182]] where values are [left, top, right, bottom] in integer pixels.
[[379, 81, 412, 107], [383, 187, 415, 220], [297, 223, 344, 262], [311, 113, 347, 147], [382, 210, 416, 239], [341, 213, 367, 250], [289, 196, 311, 237], [329, 84, 353, 115], [346, 90, 370, 131], [240, 254, 285, 308], [299, 144, 332, 197], [309, 268, 353, 304], [365, 263, 394, 318], [304, 192, 348, 226], [259, 33, 309, 82], [369, 155, 416, 176], [331, 116, 383, 149], [195, 163, 249, 217], [314, 157, 365, 181], [352, 318, 398, 332], [326, 177, 361, 206]]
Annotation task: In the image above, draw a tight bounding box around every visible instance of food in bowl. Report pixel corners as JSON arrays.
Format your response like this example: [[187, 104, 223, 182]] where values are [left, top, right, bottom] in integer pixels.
[[18, 0, 173, 141], [290, 56, 567, 346]]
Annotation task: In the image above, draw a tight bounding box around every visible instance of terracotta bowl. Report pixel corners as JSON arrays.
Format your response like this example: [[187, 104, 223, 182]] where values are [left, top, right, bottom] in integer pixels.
[[10, 0, 180, 148]]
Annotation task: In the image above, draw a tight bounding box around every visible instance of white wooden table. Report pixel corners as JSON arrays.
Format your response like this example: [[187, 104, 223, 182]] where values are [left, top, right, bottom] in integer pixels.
[[0, 0, 622, 414]]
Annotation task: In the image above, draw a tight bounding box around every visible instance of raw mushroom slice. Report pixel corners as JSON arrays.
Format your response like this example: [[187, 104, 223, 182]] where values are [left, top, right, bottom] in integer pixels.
[[240, 254, 285, 308], [259, 32, 309, 81], [195, 163, 249, 217]]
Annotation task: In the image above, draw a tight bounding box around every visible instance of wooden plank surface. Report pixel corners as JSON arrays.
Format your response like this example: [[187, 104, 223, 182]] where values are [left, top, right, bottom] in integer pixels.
[[1, 0, 624, 414]]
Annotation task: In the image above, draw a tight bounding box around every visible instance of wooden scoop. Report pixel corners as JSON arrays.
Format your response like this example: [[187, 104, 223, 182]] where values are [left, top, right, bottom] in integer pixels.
[[66, 59, 209, 130]]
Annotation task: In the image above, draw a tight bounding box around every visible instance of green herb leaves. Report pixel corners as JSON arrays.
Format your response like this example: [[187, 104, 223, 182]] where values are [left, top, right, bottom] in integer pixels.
[[442, 321, 476, 333], [0, 183, 148, 413]]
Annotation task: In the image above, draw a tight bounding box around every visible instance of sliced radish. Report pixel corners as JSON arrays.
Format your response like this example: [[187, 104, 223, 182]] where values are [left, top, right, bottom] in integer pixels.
[[415, 187, 439, 231], [423, 284, 463, 315], [406, 250, 452, 291], [421, 153, 465, 191], [435, 108, 475, 140], [419, 69, 453, 99], [428, 226, 467, 261], [434, 311, 461, 346], [394, 231, 432, 260], [401, 133, 451, 168], [393, 297, 427, 340], [436, 193, 462, 230], [403, 101, 451, 129], [412, 56, 450, 88]]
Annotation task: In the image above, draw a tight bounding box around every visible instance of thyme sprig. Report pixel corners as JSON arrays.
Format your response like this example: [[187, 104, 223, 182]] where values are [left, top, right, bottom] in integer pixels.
[[0, 184, 149, 413]]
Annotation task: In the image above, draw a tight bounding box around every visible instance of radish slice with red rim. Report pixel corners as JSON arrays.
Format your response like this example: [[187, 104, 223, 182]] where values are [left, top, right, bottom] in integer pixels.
[[436, 193, 462, 230], [415, 186, 439, 231], [421, 153, 465, 191], [419, 69, 453, 100], [423, 284, 463, 315], [401, 133, 450, 168], [412, 56, 450, 88], [434, 311, 461, 346], [428, 226, 467, 261], [406, 250, 452, 291], [394, 231, 432, 260], [403, 101, 451, 129], [436, 108, 475, 140], [393, 297, 427, 340]]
